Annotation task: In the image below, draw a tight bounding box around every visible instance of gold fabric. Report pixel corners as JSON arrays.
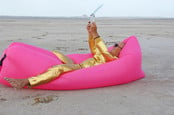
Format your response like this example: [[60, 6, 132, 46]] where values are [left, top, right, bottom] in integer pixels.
[[28, 64, 81, 87], [52, 50, 74, 64], [28, 37, 117, 87]]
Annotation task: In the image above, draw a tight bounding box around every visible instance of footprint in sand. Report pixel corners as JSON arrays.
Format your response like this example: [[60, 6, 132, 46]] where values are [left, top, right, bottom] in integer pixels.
[[32, 95, 59, 105], [0, 98, 7, 102]]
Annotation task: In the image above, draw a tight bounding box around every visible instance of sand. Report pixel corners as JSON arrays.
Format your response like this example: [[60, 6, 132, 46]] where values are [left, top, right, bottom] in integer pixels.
[[0, 17, 174, 115]]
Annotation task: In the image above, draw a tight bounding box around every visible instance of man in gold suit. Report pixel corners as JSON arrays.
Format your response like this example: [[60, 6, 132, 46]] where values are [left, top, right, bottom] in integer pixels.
[[5, 22, 125, 89]]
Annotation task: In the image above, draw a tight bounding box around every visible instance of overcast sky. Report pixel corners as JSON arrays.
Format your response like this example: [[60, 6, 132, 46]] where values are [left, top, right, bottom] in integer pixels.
[[0, 0, 174, 18]]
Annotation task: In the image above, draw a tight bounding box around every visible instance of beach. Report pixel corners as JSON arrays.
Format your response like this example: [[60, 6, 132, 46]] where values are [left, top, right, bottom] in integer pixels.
[[0, 17, 174, 115]]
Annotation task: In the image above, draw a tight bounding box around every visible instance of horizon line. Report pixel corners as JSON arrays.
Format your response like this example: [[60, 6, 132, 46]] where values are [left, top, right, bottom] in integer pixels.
[[0, 15, 174, 19]]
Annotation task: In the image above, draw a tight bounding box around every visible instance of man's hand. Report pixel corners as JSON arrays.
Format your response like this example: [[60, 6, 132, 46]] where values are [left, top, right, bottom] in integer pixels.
[[87, 22, 92, 38], [86, 22, 100, 39], [87, 22, 91, 34]]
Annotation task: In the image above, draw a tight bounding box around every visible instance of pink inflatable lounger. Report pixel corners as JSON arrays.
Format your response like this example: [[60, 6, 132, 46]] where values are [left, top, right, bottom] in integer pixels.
[[0, 36, 145, 90]]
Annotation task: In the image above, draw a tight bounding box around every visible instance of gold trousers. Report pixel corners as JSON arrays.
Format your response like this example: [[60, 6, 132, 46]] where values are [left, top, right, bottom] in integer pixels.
[[28, 64, 81, 87]]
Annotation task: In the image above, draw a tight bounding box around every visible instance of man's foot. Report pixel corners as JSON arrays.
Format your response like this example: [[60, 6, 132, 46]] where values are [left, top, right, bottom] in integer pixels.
[[4, 77, 29, 89]]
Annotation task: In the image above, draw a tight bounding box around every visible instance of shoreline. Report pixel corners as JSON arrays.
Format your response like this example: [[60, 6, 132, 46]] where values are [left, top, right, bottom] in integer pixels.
[[1, 15, 174, 20]]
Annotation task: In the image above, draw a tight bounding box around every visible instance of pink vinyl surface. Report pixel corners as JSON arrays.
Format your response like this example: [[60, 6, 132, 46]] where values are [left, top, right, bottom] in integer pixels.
[[0, 36, 145, 90]]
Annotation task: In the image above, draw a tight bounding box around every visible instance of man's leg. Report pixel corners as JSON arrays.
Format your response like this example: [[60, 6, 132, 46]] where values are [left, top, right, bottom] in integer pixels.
[[5, 64, 81, 89], [52, 51, 74, 64]]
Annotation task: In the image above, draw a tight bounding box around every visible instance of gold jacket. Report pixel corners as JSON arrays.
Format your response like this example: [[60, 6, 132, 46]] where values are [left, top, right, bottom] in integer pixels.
[[28, 36, 117, 87]]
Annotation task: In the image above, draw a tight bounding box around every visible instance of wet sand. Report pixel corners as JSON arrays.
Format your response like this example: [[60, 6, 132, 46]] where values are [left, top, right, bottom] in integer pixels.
[[0, 17, 174, 115]]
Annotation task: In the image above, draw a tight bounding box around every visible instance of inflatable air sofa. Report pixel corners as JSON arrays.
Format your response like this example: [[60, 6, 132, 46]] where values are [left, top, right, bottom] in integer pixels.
[[0, 36, 145, 90]]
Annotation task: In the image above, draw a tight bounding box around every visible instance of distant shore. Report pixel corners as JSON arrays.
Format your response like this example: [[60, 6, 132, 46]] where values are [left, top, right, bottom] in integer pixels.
[[0, 15, 174, 20]]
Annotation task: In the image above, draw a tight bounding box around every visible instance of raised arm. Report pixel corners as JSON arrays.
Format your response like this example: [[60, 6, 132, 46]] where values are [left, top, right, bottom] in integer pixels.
[[88, 22, 117, 62], [87, 22, 96, 54]]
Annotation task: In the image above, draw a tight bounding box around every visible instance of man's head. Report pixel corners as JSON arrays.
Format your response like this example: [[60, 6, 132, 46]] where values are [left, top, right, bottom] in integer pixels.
[[109, 42, 125, 57]]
